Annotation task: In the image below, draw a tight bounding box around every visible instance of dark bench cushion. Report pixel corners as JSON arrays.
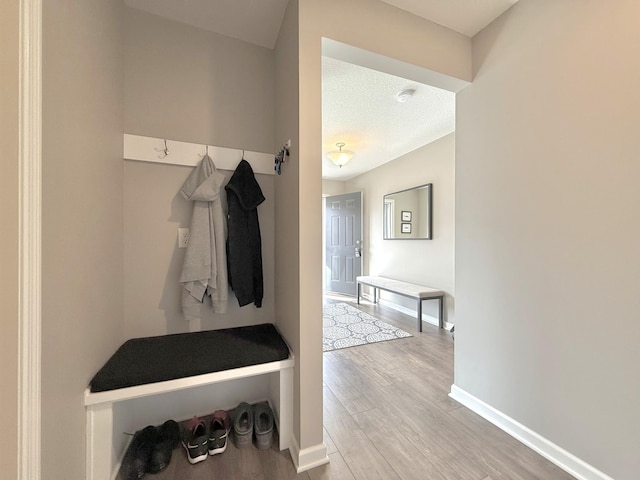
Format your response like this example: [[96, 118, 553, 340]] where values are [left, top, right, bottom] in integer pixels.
[[90, 323, 290, 393]]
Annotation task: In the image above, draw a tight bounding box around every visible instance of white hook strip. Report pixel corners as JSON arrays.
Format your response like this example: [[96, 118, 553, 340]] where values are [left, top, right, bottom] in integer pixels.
[[124, 134, 276, 175]]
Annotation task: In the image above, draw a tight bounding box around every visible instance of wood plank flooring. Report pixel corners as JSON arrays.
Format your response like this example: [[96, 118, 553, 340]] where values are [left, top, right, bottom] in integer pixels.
[[127, 297, 575, 480]]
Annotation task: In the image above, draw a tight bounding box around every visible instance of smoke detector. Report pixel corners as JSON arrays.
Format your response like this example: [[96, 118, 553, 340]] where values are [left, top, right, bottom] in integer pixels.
[[396, 88, 416, 103]]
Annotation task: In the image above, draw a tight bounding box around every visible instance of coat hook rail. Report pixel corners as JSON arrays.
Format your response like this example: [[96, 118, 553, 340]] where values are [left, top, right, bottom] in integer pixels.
[[123, 134, 276, 175]]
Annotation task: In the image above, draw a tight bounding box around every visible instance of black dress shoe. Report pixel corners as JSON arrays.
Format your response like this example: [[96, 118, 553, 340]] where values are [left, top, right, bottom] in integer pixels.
[[120, 425, 158, 480], [148, 420, 180, 474]]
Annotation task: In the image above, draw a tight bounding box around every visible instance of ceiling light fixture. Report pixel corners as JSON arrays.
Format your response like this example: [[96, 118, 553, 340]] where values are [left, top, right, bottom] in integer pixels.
[[326, 142, 354, 168], [396, 88, 416, 103]]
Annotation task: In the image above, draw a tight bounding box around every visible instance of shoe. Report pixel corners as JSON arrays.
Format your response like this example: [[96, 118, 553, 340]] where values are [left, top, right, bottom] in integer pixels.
[[253, 403, 274, 450], [208, 410, 230, 455], [232, 402, 253, 448], [120, 425, 157, 480], [182, 417, 209, 464], [148, 420, 180, 473]]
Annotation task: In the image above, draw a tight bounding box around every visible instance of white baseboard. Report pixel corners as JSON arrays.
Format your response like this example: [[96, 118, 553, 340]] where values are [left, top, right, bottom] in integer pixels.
[[288, 435, 329, 473], [361, 293, 454, 330], [449, 385, 614, 480]]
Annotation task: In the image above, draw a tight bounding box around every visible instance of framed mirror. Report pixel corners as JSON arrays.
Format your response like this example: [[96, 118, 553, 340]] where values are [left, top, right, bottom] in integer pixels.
[[383, 183, 432, 240]]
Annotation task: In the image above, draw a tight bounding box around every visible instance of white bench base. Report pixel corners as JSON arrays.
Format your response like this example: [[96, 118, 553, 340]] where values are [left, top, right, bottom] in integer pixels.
[[85, 356, 294, 480], [356, 275, 444, 332]]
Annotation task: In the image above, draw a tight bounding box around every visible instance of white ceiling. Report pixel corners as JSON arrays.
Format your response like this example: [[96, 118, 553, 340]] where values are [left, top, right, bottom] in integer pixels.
[[322, 57, 455, 181], [125, 0, 518, 181], [379, 0, 519, 37]]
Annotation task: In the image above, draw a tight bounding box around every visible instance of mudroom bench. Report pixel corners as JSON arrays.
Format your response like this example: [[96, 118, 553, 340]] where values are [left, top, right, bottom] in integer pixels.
[[356, 275, 445, 332], [84, 323, 294, 480]]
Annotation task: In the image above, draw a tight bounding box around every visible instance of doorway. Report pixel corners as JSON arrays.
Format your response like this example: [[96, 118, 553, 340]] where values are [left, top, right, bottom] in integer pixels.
[[323, 191, 363, 297]]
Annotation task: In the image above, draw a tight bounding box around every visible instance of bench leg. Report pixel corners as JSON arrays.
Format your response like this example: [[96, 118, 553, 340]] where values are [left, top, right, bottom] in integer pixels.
[[86, 402, 114, 480], [417, 299, 423, 332], [438, 296, 444, 329], [357, 283, 361, 305], [373, 287, 377, 304], [276, 366, 293, 451]]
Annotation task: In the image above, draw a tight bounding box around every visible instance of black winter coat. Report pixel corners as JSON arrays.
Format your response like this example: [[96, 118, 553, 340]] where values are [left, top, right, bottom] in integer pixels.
[[225, 159, 265, 307]]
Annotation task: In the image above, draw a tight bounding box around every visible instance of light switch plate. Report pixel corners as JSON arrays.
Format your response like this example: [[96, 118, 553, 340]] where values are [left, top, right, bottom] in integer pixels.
[[177, 228, 190, 248]]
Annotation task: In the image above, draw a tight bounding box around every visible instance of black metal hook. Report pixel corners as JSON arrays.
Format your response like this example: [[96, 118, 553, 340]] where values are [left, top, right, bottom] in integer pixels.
[[274, 144, 289, 175]]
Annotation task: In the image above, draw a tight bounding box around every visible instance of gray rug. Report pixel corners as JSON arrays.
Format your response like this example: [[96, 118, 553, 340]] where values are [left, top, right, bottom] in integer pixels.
[[323, 302, 412, 352]]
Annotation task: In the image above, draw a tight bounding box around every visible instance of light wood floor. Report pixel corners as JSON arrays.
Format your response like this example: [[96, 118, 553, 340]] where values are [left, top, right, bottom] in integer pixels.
[[132, 297, 575, 480]]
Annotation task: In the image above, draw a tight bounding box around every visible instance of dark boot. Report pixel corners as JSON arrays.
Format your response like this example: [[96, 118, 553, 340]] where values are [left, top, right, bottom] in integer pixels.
[[148, 420, 180, 474], [120, 426, 158, 480]]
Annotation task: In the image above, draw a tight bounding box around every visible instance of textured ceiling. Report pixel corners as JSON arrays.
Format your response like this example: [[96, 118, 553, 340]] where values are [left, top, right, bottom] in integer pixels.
[[322, 57, 455, 181]]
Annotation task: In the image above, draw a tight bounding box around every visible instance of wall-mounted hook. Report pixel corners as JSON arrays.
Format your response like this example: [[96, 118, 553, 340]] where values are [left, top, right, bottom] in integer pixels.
[[274, 141, 290, 175], [155, 139, 169, 159]]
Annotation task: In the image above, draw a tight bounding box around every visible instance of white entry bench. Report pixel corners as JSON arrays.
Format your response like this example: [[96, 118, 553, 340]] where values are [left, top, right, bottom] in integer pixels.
[[356, 275, 445, 332], [84, 324, 294, 480]]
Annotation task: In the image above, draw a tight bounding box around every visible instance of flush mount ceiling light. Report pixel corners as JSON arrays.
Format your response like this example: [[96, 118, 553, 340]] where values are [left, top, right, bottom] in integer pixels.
[[396, 88, 416, 103], [326, 142, 354, 168]]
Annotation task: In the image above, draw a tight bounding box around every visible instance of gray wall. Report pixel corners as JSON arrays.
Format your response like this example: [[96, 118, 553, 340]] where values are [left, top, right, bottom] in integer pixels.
[[456, 1, 640, 478], [41, 1, 125, 479], [346, 134, 455, 323], [0, 0, 19, 478], [123, 7, 276, 337]]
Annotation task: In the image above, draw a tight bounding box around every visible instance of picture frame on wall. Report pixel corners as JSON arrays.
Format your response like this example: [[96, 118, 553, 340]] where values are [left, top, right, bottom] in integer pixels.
[[401, 223, 412, 234], [401, 210, 412, 222]]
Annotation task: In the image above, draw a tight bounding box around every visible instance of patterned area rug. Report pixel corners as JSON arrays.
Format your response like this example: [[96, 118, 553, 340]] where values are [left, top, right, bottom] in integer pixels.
[[323, 302, 412, 352]]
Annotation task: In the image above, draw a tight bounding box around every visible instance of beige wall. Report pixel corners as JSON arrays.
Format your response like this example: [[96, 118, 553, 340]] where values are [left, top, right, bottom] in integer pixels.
[[124, 7, 275, 152], [321, 179, 347, 196], [274, 0, 304, 447], [31, 0, 470, 468], [41, 1, 125, 478], [0, 0, 20, 478], [296, 0, 471, 454], [308, 0, 471, 83], [124, 161, 275, 337], [456, 1, 640, 478], [14, 0, 636, 477], [347, 134, 455, 323], [123, 8, 276, 337]]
